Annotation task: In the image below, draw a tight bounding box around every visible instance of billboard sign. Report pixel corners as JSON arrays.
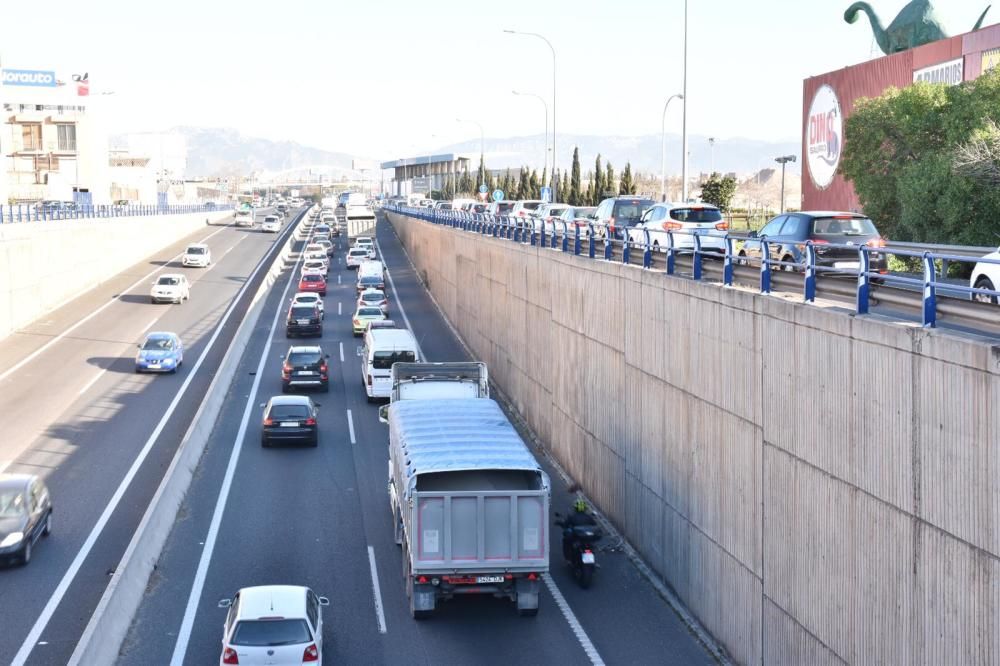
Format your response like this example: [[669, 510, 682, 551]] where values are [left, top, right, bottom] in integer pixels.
[[412, 176, 432, 193], [2, 69, 58, 87], [983, 48, 1000, 74], [805, 84, 842, 190], [913, 58, 963, 86]]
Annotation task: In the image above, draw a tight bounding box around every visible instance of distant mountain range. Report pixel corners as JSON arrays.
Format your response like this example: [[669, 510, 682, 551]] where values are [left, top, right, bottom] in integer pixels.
[[114, 126, 801, 180]]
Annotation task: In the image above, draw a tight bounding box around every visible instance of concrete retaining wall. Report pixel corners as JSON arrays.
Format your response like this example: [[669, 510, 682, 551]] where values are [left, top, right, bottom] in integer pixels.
[[0, 212, 232, 340], [387, 212, 1000, 665]]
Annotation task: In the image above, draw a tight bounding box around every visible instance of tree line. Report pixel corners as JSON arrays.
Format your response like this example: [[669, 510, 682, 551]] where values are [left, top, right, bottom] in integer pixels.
[[433, 147, 638, 205]]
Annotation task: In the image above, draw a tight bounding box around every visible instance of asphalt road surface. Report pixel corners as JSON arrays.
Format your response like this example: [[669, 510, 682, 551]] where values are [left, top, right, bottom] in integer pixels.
[[118, 213, 717, 665], [0, 207, 306, 666]]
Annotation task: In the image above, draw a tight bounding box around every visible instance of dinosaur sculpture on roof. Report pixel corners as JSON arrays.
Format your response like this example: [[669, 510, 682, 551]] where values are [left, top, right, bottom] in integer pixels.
[[845, 1, 992, 54]]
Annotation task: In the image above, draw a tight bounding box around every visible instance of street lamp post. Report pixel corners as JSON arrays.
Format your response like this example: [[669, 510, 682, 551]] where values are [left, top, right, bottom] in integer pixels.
[[512, 90, 548, 178], [456, 118, 485, 191], [505, 29, 556, 198], [681, 0, 689, 203], [775, 155, 797, 213], [708, 137, 716, 174], [660, 93, 683, 202]]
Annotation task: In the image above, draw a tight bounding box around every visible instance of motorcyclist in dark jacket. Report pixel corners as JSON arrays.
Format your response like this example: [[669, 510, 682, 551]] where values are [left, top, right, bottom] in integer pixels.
[[557, 499, 597, 561]]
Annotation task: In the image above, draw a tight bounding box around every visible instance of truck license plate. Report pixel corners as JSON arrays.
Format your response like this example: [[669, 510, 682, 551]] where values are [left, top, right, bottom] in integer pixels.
[[476, 575, 504, 584]]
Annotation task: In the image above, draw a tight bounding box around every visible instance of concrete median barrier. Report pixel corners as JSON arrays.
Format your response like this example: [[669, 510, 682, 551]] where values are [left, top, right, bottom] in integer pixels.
[[0, 211, 233, 341], [66, 212, 310, 666]]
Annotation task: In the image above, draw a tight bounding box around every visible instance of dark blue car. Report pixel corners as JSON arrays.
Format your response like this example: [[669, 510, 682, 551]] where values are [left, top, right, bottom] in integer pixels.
[[135, 331, 184, 373]]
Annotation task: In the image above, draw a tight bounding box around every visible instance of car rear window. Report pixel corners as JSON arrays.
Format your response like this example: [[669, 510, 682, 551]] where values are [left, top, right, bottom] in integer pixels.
[[613, 201, 654, 222], [302, 275, 322, 283], [497, 202, 515, 213], [265, 216, 278, 222], [288, 351, 322, 365], [521, 201, 542, 211], [372, 350, 416, 369], [358, 307, 382, 317], [669, 207, 723, 223], [360, 276, 381, 286], [231, 619, 312, 647], [361, 292, 384, 302], [810, 217, 879, 237], [349, 249, 368, 257], [268, 404, 311, 420], [291, 306, 316, 318]]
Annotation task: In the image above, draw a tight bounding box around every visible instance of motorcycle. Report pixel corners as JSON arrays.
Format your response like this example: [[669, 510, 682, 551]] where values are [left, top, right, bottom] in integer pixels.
[[555, 513, 603, 589]]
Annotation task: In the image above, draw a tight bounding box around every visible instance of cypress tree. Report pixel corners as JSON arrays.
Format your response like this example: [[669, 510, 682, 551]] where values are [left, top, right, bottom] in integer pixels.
[[619, 162, 636, 194], [529, 169, 540, 198], [593, 155, 604, 205], [605, 162, 616, 199], [570, 147, 582, 206], [561, 170, 570, 203]]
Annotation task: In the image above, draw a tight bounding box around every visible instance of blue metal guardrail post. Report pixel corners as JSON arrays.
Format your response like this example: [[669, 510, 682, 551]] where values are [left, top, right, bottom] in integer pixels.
[[642, 228, 652, 269], [692, 233, 703, 281], [723, 236, 735, 286], [665, 232, 676, 275], [921, 251, 936, 327], [621, 230, 631, 265], [856, 245, 871, 314], [561, 221, 569, 252], [531, 219, 538, 246], [573, 223, 581, 255], [513, 218, 521, 243], [538, 218, 545, 247], [588, 224, 596, 258], [604, 228, 613, 261], [804, 241, 817, 302], [551, 222, 559, 250], [760, 240, 772, 293]]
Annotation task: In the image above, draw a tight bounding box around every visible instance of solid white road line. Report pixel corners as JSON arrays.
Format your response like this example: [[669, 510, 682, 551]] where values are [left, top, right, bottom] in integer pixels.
[[347, 409, 356, 444], [76, 367, 110, 397], [0, 221, 234, 385], [375, 236, 424, 360], [377, 220, 605, 664], [0, 460, 11, 475], [140, 316, 160, 335], [542, 573, 606, 666], [367, 546, 388, 634], [10, 218, 298, 666], [339, 342, 344, 363], [169, 227, 306, 666]]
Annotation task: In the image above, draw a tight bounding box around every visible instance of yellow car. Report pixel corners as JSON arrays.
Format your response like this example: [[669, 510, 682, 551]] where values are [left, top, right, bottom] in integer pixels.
[[352, 306, 385, 336]]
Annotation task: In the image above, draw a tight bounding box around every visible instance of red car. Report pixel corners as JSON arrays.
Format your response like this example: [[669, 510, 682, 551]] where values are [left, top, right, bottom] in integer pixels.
[[298, 273, 327, 296]]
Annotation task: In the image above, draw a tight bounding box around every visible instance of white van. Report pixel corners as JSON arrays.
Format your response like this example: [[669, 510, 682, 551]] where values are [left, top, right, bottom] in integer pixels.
[[356, 260, 385, 292], [362, 328, 419, 401]]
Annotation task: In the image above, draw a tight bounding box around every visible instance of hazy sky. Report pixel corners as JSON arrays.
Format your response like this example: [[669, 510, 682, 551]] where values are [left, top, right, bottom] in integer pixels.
[[3, 0, 994, 160]]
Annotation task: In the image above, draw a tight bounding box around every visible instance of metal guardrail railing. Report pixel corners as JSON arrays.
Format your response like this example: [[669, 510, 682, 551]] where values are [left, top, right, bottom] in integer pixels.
[[387, 205, 1000, 331], [0, 203, 232, 224]]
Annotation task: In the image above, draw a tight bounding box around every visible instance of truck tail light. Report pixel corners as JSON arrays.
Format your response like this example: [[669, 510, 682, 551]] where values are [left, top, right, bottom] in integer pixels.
[[302, 643, 319, 662], [222, 647, 240, 664]]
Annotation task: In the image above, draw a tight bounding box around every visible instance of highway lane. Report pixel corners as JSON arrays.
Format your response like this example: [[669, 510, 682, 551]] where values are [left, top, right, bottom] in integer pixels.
[[120, 214, 715, 665], [0, 208, 305, 666]]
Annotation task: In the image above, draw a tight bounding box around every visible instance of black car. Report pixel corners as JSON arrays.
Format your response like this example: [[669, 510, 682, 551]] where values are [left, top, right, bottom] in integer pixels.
[[261, 395, 319, 447], [286, 303, 322, 338], [593, 196, 656, 239], [282, 345, 330, 393], [0, 474, 53, 566], [738, 211, 888, 273]]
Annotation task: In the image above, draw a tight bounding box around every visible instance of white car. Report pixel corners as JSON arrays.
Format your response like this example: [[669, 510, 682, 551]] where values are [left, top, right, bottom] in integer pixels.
[[182, 243, 211, 267], [628, 203, 728, 254], [970, 247, 1000, 304], [346, 248, 369, 269], [304, 250, 328, 264], [302, 260, 328, 277], [261, 215, 282, 233], [150, 274, 190, 304], [219, 585, 328, 666], [357, 288, 389, 314], [353, 237, 376, 259], [291, 292, 324, 319]]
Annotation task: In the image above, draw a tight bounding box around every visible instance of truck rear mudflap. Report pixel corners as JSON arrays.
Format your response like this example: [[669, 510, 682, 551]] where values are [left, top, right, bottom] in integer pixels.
[[409, 572, 542, 618]]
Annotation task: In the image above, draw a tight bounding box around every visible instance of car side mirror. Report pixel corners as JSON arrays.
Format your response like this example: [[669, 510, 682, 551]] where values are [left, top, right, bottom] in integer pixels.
[[259, 402, 266, 409], [318, 596, 330, 606], [136, 344, 141, 349], [218, 598, 232, 608], [314, 403, 321, 408], [747, 230, 758, 238], [326, 354, 330, 359], [378, 405, 389, 424]]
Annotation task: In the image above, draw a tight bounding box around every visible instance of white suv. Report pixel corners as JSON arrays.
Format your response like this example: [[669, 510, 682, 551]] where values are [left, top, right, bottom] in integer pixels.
[[291, 292, 325, 319], [219, 585, 328, 666], [181, 243, 211, 267], [150, 274, 190, 304], [628, 203, 728, 254], [970, 247, 1000, 304]]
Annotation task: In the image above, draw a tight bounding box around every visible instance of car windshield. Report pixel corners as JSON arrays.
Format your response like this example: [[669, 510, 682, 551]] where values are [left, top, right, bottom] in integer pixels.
[[547, 207, 568, 216], [521, 202, 542, 211], [361, 293, 384, 302], [372, 350, 416, 369], [669, 207, 723, 223], [614, 201, 654, 222], [157, 277, 180, 286], [302, 275, 321, 283], [231, 619, 312, 646], [291, 306, 316, 318], [265, 216, 277, 222], [186, 247, 206, 255], [268, 404, 311, 420], [811, 217, 879, 237], [573, 207, 596, 218], [288, 351, 322, 365], [0, 490, 26, 518], [357, 307, 382, 317], [142, 337, 174, 351], [294, 295, 318, 304]]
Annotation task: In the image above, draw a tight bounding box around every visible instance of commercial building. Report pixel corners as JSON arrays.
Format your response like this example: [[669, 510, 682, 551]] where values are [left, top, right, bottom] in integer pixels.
[[802, 23, 1000, 210], [1, 67, 111, 205], [380, 153, 473, 196]]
